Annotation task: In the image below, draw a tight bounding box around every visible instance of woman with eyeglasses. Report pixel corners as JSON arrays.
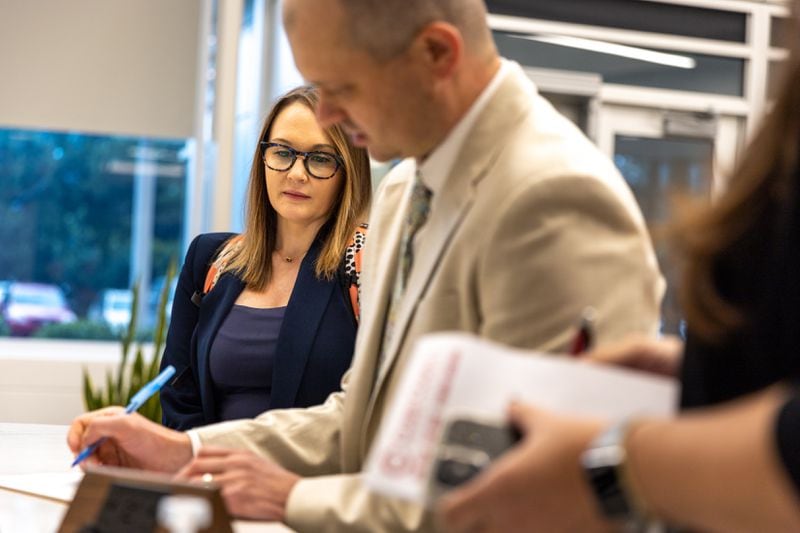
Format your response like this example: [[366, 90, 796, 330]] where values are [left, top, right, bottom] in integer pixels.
[[160, 86, 371, 430]]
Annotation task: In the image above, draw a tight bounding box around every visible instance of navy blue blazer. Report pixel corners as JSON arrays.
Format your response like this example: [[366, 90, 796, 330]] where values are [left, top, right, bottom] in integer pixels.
[[160, 232, 357, 430]]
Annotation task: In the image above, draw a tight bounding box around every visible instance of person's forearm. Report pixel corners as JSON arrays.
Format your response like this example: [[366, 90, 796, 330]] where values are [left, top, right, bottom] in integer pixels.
[[627, 386, 800, 532], [193, 390, 347, 476], [152, 424, 195, 472]]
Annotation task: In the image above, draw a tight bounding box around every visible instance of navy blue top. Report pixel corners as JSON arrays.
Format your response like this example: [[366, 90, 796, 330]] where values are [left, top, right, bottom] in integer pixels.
[[209, 305, 286, 421]]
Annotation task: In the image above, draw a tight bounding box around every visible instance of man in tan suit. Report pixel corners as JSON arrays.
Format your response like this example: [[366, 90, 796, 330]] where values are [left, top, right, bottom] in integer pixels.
[[68, 0, 664, 530]]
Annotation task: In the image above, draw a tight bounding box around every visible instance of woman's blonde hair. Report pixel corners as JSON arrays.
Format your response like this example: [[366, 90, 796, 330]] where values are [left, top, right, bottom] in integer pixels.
[[226, 86, 371, 289]]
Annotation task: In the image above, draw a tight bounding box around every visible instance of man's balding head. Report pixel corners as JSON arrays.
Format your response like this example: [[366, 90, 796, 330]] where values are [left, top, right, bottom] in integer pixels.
[[285, 0, 493, 60], [282, 0, 500, 160]]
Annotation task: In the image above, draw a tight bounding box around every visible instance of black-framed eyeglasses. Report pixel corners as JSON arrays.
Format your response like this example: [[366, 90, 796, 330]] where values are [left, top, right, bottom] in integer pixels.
[[260, 142, 343, 179]]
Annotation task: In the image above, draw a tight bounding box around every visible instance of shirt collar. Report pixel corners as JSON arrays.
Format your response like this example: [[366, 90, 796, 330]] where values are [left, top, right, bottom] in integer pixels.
[[416, 58, 511, 194]]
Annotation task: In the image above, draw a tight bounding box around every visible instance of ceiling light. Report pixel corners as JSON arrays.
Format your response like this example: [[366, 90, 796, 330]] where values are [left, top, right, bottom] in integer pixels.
[[515, 34, 696, 69]]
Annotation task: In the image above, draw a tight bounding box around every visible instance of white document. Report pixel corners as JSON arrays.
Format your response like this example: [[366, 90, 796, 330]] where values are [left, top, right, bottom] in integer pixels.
[[0, 471, 82, 503], [364, 333, 677, 503]]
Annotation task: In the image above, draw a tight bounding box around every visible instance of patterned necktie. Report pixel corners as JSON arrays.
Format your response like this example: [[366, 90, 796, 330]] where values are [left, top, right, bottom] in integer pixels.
[[399, 171, 433, 292], [381, 170, 433, 362]]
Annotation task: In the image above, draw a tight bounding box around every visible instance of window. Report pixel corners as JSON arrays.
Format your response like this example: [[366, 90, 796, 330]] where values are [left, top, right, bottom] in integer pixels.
[[0, 128, 187, 339], [768, 60, 789, 101], [486, 0, 748, 42], [771, 16, 791, 49], [614, 135, 714, 337], [494, 31, 746, 97]]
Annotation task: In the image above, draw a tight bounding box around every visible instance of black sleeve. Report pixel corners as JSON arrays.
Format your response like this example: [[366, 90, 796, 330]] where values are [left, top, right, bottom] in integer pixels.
[[159, 235, 210, 430], [775, 392, 800, 495]]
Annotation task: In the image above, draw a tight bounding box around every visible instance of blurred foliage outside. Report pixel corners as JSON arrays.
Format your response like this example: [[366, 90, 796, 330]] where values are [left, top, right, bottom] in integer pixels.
[[0, 127, 186, 334], [33, 320, 161, 342], [34, 320, 117, 341]]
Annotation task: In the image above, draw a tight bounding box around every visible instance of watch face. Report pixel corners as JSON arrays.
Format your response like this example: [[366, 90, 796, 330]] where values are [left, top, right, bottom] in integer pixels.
[[584, 463, 631, 518]]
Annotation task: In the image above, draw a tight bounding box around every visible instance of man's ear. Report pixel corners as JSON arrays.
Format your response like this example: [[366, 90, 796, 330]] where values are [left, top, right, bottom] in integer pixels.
[[412, 22, 463, 80]]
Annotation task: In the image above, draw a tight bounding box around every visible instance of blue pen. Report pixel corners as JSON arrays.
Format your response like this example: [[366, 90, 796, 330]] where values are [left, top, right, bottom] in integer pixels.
[[71, 365, 176, 467]]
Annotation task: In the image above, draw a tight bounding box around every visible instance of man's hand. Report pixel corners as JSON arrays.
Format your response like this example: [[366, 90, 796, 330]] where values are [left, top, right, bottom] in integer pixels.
[[588, 334, 684, 377], [437, 402, 611, 533], [67, 406, 193, 472], [176, 447, 300, 522]]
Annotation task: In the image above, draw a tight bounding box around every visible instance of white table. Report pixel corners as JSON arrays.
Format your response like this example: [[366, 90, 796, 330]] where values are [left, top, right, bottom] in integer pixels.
[[0, 424, 74, 532], [0, 423, 292, 532]]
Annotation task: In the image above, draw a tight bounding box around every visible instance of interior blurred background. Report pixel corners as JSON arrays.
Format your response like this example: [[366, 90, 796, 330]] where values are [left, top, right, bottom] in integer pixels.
[[0, 0, 789, 422]]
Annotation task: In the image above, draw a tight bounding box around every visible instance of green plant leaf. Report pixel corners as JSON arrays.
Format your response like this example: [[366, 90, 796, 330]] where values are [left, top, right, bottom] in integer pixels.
[[147, 258, 176, 382], [81, 262, 174, 424], [124, 347, 144, 406], [104, 370, 115, 406], [82, 368, 97, 411], [141, 394, 160, 423], [118, 281, 139, 393]]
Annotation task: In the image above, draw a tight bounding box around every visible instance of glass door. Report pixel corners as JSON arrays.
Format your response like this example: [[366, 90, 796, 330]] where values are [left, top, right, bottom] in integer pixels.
[[598, 105, 743, 336], [614, 135, 713, 336]]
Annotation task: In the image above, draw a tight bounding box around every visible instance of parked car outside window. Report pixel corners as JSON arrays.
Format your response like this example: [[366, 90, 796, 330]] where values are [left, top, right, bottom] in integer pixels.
[[88, 289, 133, 334], [0, 282, 77, 336]]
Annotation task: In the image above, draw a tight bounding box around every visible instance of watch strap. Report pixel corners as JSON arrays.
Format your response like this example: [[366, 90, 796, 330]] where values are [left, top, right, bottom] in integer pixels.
[[581, 419, 651, 528]]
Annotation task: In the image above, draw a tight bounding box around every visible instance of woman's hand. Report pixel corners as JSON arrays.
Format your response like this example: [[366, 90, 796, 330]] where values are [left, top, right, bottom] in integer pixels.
[[176, 447, 300, 522], [587, 334, 684, 377], [67, 406, 193, 472], [437, 402, 611, 533]]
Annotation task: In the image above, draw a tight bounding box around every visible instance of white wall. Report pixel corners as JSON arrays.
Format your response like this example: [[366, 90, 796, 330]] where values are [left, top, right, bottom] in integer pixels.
[[0, 339, 154, 424], [0, 0, 200, 138]]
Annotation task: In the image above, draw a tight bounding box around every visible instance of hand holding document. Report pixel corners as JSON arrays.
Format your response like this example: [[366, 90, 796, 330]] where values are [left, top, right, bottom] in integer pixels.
[[364, 333, 677, 504]]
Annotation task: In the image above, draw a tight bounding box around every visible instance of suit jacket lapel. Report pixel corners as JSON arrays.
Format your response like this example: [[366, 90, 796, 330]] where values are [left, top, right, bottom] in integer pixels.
[[340, 166, 413, 460], [195, 273, 245, 423], [270, 240, 335, 409], [371, 66, 534, 404], [352, 173, 412, 383], [374, 181, 474, 389]]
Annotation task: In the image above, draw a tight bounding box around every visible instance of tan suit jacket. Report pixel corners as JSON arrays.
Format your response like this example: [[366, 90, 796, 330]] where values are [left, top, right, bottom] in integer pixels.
[[194, 63, 665, 532]]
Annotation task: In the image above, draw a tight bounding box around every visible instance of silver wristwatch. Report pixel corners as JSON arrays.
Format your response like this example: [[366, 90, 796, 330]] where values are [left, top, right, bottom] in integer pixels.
[[581, 420, 649, 532]]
